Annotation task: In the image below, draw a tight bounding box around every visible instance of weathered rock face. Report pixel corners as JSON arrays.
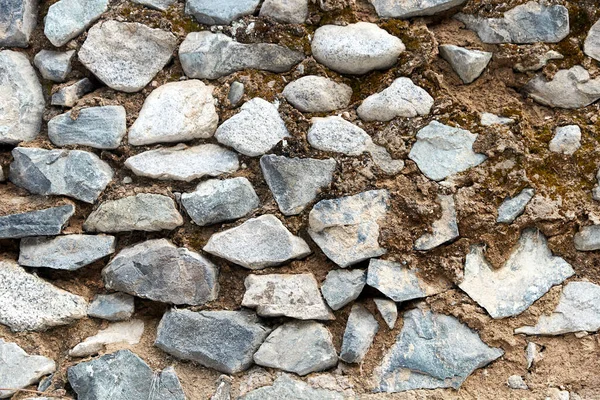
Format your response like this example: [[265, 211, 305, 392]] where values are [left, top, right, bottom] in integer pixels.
[[525, 66, 600, 109], [497, 188, 535, 224], [179, 31, 303, 79], [480, 112, 515, 126], [283, 75, 352, 113], [374, 298, 397, 329], [260, 0, 308, 24], [1, 0, 37, 47], [33, 50, 75, 82], [185, 0, 259, 25], [103, 239, 219, 305], [459, 229, 575, 319], [549, 125, 581, 155], [0, 205, 75, 239], [79, 20, 177, 92], [574, 225, 600, 251], [69, 319, 145, 358], [584, 19, 600, 62], [241, 375, 343, 400], [438, 45, 492, 84], [155, 309, 271, 374], [88, 293, 135, 321], [370, 0, 467, 18], [414, 194, 459, 251], [44, 0, 108, 47], [228, 81, 244, 106], [133, 0, 175, 11], [321, 269, 366, 311], [51, 78, 94, 107], [340, 304, 379, 363]]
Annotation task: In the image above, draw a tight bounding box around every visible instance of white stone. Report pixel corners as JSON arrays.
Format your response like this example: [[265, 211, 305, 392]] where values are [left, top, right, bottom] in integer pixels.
[[370, 0, 467, 18], [44, 0, 109, 47], [69, 320, 145, 357], [507, 375, 528, 390], [283, 75, 352, 113], [525, 66, 600, 109], [0, 0, 37, 47], [549, 125, 581, 155], [260, 0, 308, 24], [439, 45, 492, 84]]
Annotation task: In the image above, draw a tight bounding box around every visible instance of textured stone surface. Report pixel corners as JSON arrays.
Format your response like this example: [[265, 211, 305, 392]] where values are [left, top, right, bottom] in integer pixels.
[[525, 66, 600, 109], [10, 147, 113, 203], [155, 309, 271, 374], [240, 375, 343, 400], [0, 0, 37, 47], [507, 375, 528, 390], [321, 269, 366, 311], [312, 22, 405, 74], [228, 81, 244, 106], [439, 45, 492, 84], [574, 225, 600, 251], [44, 0, 108, 47], [549, 125, 581, 155], [51, 78, 94, 107], [497, 188, 535, 224], [88, 293, 135, 321], [414, 194, 459, 251], [340, 304, 379, 363], [48, 106, 127, 149], [584, 19, 600, 62], [69, 320, 144, 357], [260, 0, 308, 24], [204, 215, 310, 269], [33, 50, 75, 82], [185, 0, 259, 25], [0, 259, 87, 331], [132, 0, 175, 11], [514, 50, 564, 72], [460, 229, 575, 319], [374, 298, 398, 329], [283, 75, 352, 113], [0, 205, 74, 239], [370, 0, 466, 18], [480, 112, 515, 126], [79, 20, 176, 92]]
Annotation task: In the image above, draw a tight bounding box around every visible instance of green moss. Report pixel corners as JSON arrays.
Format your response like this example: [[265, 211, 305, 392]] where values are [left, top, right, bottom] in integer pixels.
[[379, 20, 420, 51], [318, 7, 358, 25], [164, 8, 202, 34]]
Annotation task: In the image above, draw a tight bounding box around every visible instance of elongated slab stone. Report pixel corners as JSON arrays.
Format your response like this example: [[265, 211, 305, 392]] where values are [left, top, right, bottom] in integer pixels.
[[44, 0, 109, 47], [414, 194, 459, 251], [0, 205, 74, 239], [133, 0, 175, 11], [88, 293, 135, 321], [584, 19, 600, 62], [340, 304, 379, 364], [69, 319, 144, 357], [0, 0, 37, 47], [525, 66, 600, 109], [241, 375, 343, 400], [370, 0, 467, 18], [497, 188, 535, 223], [283, 75, 352, 113]]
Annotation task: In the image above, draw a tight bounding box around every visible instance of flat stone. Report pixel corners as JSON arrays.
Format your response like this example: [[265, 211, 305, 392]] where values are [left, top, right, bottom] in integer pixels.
[[33, 50, 75, 82], [10, 147, 113, 203], [549, 125, 581, 155], [215, 98, 289, 157], [48, 105, 127, 149], [254, 321, 337, 375], [480, 112, 515, 126], [69, 320, 144, 357], [261, 155, 336, 215], [516, 282, 600, 335], [129, 80, 218, 145], [179, 31, 303, 79], [374, 298, 397, 329], [241, 375, 343, 400], [497, 188, 535, 224], [51, 78, 94, 107], [0, 0, 37, 47], [155, 309, 271, 374], [68, 350, 185, 400], [185, 0, 260, 25], [103, 239, 218, 305], [228, 81, 244, 106], [0, 205, 74, 239], [507, 375, 528, 390], [84, 193, 183, 233], [584, 19, 600, 62], [242, 273, 334, 320], [459, 229, 575, 319], [260, 0, 308, 24], [132, 0, 175, 11], [0, 259, 87, 331], [88, 293, 135, 321], [283, 75, 352, 113], [125, 144, 239, 181], [340, 304, 379, 364], [439, 45, 492, 84], [79, 20, 176, 92], [0, 339, 56, 399], [374, 307, 503, 392], [204, 214, 310, 269], [414, 194, 459, 251], [44, 0, 108, 47], [408, 120, 486, 181], [370, 0, 467, 18], [525, 66, 600, 109], [574, 225, 600, 251], [0, 50, 45, 144], [312, 22, 405, 75], [357, 77, 434, 122], [455, 2, 569, 44], [182, 177, 259, 226], [321, 269, 366, 311]]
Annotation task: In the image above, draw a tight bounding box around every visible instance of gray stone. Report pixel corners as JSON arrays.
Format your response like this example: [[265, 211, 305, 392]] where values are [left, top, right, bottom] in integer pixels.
[[584, 19, 600, 62], [68, 350, 185, 400], [321, 269, 366, 311], [480, 112, 514, 126], [254, 321, 337, 375], [374, 307, 503, 392], [19, 234, 116, 270], [155, 309, 271, 374], [103, 239, 219, 306], [33, 50, 75, 82], [125, 144, 239, 181], [242, 273, 333, 320], [133, 0, 175, 11], [497, 188, 535, 223], [374, 298, 397, 329], [83, 193, 183, 233], [241, 375, 343, 400], [88, 293, 135, 321], [507, 375, 528, 390], [455, 2, 569, 44], [0, 0, 37, 47], [525, 66, 600, 109], [215, 98, 289, 157], [0, 259, 87, 331], [0, 339, 56, 399], [414, 194, 459, 251], [549, 125, 581, 155], [370, 0, 466, 18], [51, 78, 94, 107], [312, 22, 405, 75], [179, 31, 303, 79], [260, 0, 308, 24], [9, 147, 113, 203], [185, 0, 260, 25], [69, 319, 144, 358], [0, 205, 74, 239], [283, 76, 352, 113], [439, 45, 492, 84], [574, 225, 600, 251], [211, 375, 232, 400], [48, 106, 127, 149], [309, 190, 389, 267], [526, 342, 540, 369], [460, 229, 575, 319], [357, 77, 434, 122], [340, 304, 378, 364], [0, 50, 45, 144], [408, 120, 486, 181], [44, 0, 108, 47], [129, 80, 218, 145], [79, 20, 177, 92], [228, 81, 244, 106]]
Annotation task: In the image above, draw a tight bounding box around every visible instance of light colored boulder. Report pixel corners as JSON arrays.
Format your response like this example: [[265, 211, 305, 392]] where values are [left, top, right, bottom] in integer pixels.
[[439, 45, 492, 84], [33, 50, 75, 82], [69, 320, 145, 357], [480, 112, 514, 126], [525, 66, 600, 109], [185, 0, 260, 25], [370, 0, 467, 18], [497, 188, 535, 224], [241, 375, 343, 400], [133, 0, 175, 11], [549, 125, 581, 155], [584, 19, 600, 62], [374, 298, 397, 329], [260, 0, 309, 24], [321, 269, 366, 310], [340, 304, 379, 363], [283, 75, 352, 113], [44, 0, 109, 47]]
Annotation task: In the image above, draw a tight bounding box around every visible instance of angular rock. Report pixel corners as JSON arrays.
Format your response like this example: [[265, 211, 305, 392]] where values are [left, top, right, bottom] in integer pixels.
[[19, 234, 116, 270], [439, 45, 492, 84], [549, 125, 581, 155], [312, 22, 405, 75], [0, 205, 74, 239], [525, 66, 600, 109], [254, 321, 337, 375], [125, 144, 239, 181], [51, 78, 94, 107], [129, 80, 218, 145], [0, 0, 37, 47], [370, 0, 467, 18], [374, 298, 398, 329], [357, 77, 434, 122], [340, 304, 379, 363], [215, 98, 289, 157], [0, 339, 56, 399], [155, 309, 271, 374], [44, 0, 108, 47], [185, 0, 260, 25], [515, 282, 600, 335], [480, 112, 515, 126], [83, 193, 183, 233], [414, 194, 459, 251], [242, 273, 333, 320], [455, 2, 569, 44], [283, 75, 352, 113], [584, 19, 600, 62], [321, 269, 366, 311], [0, 259, 87, 331], [260, 0, 308, 24], [497, 188, 535, 224], [180, 31, 303, 79], [68, 350, 186, 400], [408, 121, 486, 181], [574, 225, 600, 251], [507, 375, 528, 390], [79, 21, 177, 92], [241, 375, 343, 400], [33, 50, 75, 82], [133, 0, 175, 11], [0, 50, 45, 144], [69, 320, 145, 357], [48, 106, 127, 149], [460, 229, 575, 318], [103, 239, 219, 305], [88, 293, 135, 321], [228, 81, 244, 106], [374, 307, 503, 392], [10, 147, 113, 203]]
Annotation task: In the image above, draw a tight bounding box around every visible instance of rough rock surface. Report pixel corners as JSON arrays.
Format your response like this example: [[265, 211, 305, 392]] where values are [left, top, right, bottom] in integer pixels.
[[0, 0, 37, 47], [549, 125, 581, 155], [228, 81, 244, 106], [51, 78, 94, 107], [439, 45, 492, 84], [260, 0, 308, 24], [133, 0, 175, 11], [33, 50, 75, 82], [340, 304, 379, 363], [480, 112, 515, 126], [0, 205, 75, 239], [185, 0, 260, 25], [44, 0, 108, 47], [414, 194, 459, 251], [240, 375, 343, 400], [507, 375, 528, 390], [525, 66, 600, 109], [374, 298, 398, 329], [497, 188, 535, 223], [574, 225, 600, 251], [88, 293, 135, 321], [69, 320, 144, 357], [283, 75, 352, 113], [584, 19, 600, 62], [370, 0, 467, 18], [321, 269, 366, 310]]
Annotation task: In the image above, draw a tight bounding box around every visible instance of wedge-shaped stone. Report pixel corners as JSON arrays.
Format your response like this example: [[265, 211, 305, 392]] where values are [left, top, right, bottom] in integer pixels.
[[34, 50, 75, 82], [185, 0, 259, 25], [584, 19, 600, 62], [0, 0, 37, 47], [374, 298, 397, 329], [340, 304, 379, 364], [321, 269, 366, 310], [44, 0, 108, 47], [51, 78, 94, 107], [241, 375, 343, 400], [414, 194, 459, 251], [574, 225, 600, 251], [283, 76, 352, 113], [459, 229, 575, 319], [370, 0, 467, 18], [439, 45, 492, 84], [69, 320, 145, 357], [525, 66, 600, 109], [88, 293, 135, 321], [0, 205, 74, 239], [497, 188, 535, 224]]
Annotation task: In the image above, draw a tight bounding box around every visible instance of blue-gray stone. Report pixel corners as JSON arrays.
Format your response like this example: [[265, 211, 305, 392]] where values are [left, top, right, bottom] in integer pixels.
[[88, 293, 135, 321], [321, 269, 366, 310], [497, 188, 535, 224], [283, 75, 352, 113], [374, 298, 397, 329], [414, 194, 459, 251], [228, 81, 244, 106], [0, 205, 75, 239], [44, 0, 109, 47], [33, 50, 75, 82], [240, 375, 343, 400], [340, 304, 379, 363], [51, 78, 94, 107], [0, 339, 55, 399], [0, 0, 37, 47], [185, 0, 260, 25]]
